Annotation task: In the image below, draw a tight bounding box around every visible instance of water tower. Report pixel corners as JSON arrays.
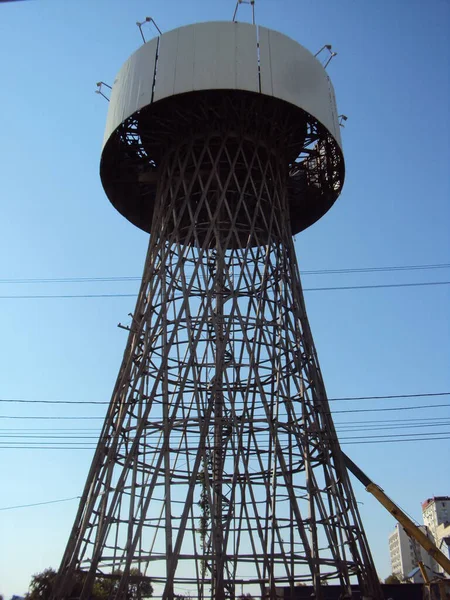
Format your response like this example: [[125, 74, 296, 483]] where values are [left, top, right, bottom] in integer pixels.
[[54, 19, 382, 600]]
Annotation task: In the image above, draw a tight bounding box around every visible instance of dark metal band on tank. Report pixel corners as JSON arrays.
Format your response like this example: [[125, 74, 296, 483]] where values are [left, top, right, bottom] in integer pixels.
[[100, 90, 344, 239]]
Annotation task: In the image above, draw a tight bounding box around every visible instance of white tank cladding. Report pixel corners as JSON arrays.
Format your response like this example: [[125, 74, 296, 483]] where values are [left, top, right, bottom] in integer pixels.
[[103, 21, 342, 150], [100, 21, 346, 236]]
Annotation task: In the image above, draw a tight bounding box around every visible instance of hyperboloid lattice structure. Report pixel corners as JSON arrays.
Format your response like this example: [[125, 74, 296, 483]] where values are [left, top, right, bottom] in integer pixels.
[[54, 22, 382, 600]]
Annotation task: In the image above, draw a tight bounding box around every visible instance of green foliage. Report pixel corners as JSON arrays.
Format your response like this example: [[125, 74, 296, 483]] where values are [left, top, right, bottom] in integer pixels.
[[25, 568, 57, 600], [197, 464, 211, 578], [384, 573, 402, 584], [125, 569, 153, 599], [197, 467, 211, 549], [25, 567, 153, 600]]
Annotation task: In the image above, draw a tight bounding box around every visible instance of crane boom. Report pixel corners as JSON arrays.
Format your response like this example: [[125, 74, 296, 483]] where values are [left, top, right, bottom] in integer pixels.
[[342, 452, 450, 576]]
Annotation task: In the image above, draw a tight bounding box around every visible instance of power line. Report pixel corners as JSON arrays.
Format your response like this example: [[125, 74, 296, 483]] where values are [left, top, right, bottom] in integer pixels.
[[0, 277, 139, 284], [0, 435, 100, 439], [0, 293, 136, 299], [2, 422, 450, 440], [301, 263, 450, 275], [0, 436, 449, 451], [0, 415, 105, 420], [0, 403, 448, 420], [0, 280, 449, 299], [304, 281, 450, 292], [1, 391, 448, 405], [0, 398, 109, 405], [337, 416, 450, 425], [0, 417, 443, 434], [1, 263, 448, 285], [0, 428, 103, 431], [339, 431, 450, 440], [333, 404, 449, 414], [343, 436, 450, 444], [329, 392, 450, 402], [337, 422, 450, 432], [0, 496, 80, 511]]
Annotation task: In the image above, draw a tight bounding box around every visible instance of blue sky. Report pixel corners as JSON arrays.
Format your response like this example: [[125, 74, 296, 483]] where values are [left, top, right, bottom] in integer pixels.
[[0, 0, 449, 597]]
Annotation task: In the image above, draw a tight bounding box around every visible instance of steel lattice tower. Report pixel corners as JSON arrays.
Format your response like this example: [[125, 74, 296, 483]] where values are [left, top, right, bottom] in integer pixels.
[[54, 22, 383, 600]]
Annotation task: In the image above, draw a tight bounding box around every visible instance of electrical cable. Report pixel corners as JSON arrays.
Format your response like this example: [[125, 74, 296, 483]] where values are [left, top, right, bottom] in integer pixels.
[[338, 431, 450, 440], [1, 416, 447, 429], [0, 402, 448, 420], [342, 436, 450, 444], [301, 263, 450, 275], [0, 392, 448, 405], [0, 280, 449, 299], [2, 422, 450, 439], [0, 415, 105, 420], [304, 281, 450, 292], [4, 422, 450, 439], [332, 404, 449, 414], [1, 436, 449, 451], [1, 262, 448, 285], [329, 392, 450, 402], [0, 496, 81, 511]]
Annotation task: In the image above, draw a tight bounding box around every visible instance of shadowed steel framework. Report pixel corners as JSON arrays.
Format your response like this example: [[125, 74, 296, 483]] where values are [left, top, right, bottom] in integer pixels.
[[53, 22, 383, 600]]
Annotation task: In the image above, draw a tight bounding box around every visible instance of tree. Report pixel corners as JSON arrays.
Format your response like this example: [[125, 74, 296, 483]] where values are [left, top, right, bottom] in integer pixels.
[[25, 568, 98, 600], [384, 573, 402, 584], [126, 569, 154, 599], [25, 568, 57, 600], [25, 568, 153, 600]]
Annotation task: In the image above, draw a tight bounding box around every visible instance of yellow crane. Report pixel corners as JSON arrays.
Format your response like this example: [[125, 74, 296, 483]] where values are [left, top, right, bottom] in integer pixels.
[[342, 452, 450, 577]]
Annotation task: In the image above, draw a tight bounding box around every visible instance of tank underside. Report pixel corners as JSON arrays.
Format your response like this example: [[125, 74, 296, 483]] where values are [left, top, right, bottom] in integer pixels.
[[100, 90, 344, 241]]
